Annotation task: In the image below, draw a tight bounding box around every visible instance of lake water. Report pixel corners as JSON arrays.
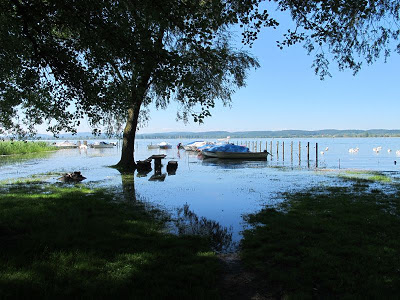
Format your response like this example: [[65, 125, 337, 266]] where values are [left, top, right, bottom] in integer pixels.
[[1, 137, 400, 249]]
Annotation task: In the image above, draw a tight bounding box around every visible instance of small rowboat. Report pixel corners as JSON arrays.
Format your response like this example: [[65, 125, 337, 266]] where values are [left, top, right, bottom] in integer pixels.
[[202, 151, 270, 160], [91, 141, 116, 148]]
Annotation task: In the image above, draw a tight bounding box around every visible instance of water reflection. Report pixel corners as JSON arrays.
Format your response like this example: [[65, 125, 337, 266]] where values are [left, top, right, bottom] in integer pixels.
[[0, 151, 54, 167], [174, 204, 233, 253], [1, 137, 400, 250], [118, 171, 136, 202], [201, 158, 269, 169], [116, 172, 234, 252]]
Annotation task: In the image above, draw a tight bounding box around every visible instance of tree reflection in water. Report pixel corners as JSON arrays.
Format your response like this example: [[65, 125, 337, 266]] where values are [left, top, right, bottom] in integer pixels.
[[118, 170, 233, 252], [174, 204, 234, 253]]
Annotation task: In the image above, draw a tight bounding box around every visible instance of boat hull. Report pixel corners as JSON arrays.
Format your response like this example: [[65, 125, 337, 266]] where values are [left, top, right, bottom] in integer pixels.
[[202, 151, 269, 160], [91, 144, 115, 149]]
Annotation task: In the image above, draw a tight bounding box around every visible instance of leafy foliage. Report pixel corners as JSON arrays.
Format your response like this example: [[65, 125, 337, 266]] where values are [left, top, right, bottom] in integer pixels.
[[241, 0, 400, 78], [0, 0, 259, 137], [1, 0, 399, 164]]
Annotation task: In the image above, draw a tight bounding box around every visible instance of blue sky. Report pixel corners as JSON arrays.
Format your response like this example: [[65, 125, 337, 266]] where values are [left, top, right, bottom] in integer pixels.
[[138, 20, 399, 133], [67, 9, 399, 134]]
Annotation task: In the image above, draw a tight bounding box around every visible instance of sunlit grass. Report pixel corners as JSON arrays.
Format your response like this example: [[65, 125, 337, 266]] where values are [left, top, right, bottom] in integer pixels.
[[338, 170, 393, 183], [0, 141, 56, 155], [241, 185, 400, 298], [0, 180, 220, 298]]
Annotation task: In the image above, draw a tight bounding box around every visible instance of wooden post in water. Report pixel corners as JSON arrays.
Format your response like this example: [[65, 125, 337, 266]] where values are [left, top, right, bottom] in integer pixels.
[[260, 141, 262, 152], [291, 141, 293, 163], [276, 141, 279, 160], [307, 142, 310, 168], [282, 141, 285, 161], [255, 141, 257, 152], [298, 141, 301, 165], [316, 143, 318, 168], [270, 141, 273, 155]]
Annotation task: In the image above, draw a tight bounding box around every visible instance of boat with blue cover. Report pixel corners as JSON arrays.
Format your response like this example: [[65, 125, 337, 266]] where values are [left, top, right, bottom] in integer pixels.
[[202, 144, 270, 160]]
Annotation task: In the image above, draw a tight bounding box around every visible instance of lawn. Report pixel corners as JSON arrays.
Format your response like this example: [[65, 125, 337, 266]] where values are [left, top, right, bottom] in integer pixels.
[[0, 179, 221, 299], [241, 183, 400, 298]]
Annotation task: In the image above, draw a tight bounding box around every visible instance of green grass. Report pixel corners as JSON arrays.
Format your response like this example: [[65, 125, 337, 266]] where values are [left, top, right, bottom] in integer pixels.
[[338, 170, 393, 183], [0, 141, 56, 155], [241, 185, 400, 298], [0, 181, 221, 299]]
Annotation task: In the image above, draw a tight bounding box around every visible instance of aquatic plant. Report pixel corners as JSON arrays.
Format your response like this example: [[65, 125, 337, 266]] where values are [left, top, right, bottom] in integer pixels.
[[0, 141, 56, 155]]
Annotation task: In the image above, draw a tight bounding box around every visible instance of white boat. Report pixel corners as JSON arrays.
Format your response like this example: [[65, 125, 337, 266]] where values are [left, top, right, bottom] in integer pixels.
[[158, 142, 172, 149], [53, 141, 78, 149], [147, 144, 159, 149], [202, 150, 269, 160], [90, 141, 116, 148], [184, 141, 208, 151]]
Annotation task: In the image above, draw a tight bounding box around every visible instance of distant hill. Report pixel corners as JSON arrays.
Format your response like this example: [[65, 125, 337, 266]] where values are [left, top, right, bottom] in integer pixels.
[[7, 129, 400, 140], [31, 132, 113, 140], [135, 129, 400, 139]]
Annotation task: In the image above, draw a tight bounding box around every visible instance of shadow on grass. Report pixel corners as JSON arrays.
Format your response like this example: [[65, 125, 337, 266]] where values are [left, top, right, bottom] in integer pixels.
[[0, 180, 221, 299], [241, 185, 400, 298]]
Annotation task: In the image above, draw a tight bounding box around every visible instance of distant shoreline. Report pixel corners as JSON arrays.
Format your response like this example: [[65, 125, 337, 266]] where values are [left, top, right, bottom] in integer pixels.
[[19, 129, 400, 140]]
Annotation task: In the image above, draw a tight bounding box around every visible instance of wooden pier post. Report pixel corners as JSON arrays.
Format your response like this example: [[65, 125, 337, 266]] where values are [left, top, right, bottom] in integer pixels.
[[276, 141, 279, 160], [298, 141, 301, 165], [270, 141, 273, 155], [291, 141, 293, 163], [316, 143, 318, 168], [307, 142, 310, 168], [282, 141, 285, 161]]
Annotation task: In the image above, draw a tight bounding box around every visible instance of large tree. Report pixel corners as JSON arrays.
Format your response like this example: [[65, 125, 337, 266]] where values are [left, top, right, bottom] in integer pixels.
[[1, 0, 399, 168]]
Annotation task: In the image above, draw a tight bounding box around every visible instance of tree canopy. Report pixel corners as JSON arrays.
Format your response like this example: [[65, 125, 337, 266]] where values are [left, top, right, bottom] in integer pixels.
[[1, 0, 399, 167]]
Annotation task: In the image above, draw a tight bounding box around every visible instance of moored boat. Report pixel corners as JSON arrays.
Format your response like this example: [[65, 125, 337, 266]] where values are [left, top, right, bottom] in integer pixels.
[[184, 141, 212, 151], [158, 142, 172, 149], [90, 141, 116, 148], [147, 144, 159, 149], [53, 141, 78, 149], [202, 143, 270, 160]]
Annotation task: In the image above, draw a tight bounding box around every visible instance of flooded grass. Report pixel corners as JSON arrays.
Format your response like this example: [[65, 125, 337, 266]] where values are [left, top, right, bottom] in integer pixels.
[[0, 141, 56, 155], [337, 170, 393, 184], [0, 179, 221, 299], [241, 184, 400, 298]]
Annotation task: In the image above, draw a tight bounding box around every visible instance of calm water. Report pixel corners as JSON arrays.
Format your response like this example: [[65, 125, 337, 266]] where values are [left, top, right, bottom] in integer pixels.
[[1, 137, 400, 246]]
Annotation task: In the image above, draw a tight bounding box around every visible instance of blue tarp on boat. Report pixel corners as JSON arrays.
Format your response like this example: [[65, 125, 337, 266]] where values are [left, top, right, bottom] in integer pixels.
[[205, 144, 249, 153]]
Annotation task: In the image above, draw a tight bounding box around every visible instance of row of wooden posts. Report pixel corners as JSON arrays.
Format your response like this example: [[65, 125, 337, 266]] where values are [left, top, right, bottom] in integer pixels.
[[236, 141, 320, 167]]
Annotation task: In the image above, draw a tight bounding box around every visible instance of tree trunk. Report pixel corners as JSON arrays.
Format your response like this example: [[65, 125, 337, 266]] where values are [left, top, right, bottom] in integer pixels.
[[115, 29, 165, 170], [115, 100, 142, 170]]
